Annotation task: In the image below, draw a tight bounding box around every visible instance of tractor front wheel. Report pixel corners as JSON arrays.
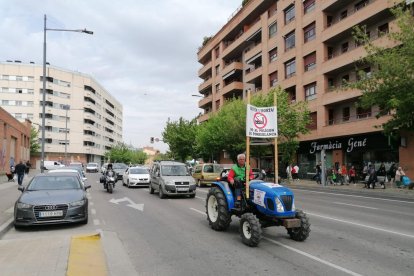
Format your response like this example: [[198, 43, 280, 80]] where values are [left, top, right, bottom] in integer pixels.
[[287, 209, 310, 241], [239, 213, 262, 247], [206, 187, 231, 231]]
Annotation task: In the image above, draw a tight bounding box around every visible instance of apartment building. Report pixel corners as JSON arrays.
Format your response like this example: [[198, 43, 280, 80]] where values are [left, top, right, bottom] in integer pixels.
[[0, 61, 123, 167], [196, 0, 414, 178]]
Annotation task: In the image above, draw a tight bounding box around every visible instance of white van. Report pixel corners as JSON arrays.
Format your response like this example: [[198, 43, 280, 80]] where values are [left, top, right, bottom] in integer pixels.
[[43, 161, 65, 170]]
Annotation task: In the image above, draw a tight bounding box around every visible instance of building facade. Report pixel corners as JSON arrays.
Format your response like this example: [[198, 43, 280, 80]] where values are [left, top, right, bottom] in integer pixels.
[[0, 107, 31, 174], [0, 61, 123, 167], [196, 0, 413, 178]]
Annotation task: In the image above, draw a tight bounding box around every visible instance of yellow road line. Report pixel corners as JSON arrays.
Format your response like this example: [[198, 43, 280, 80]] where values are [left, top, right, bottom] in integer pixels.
[[67, 233, 108, 276]]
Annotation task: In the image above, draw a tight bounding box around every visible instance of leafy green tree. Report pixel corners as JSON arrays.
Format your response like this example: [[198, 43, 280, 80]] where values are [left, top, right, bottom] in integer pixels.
[[130, 150, 147, 165], [352, 7, 414, 134], [104, 142, 147, 164], [30, 126, 40, 154], [162, 117, 198, 162]]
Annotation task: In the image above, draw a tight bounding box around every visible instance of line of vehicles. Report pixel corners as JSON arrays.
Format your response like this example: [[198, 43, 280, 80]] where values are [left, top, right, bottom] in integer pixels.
[[13, 160, 310, 247]]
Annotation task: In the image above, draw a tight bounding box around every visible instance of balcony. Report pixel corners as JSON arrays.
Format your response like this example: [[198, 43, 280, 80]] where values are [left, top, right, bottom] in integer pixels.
[[222, 61, 243, 79], [198, 60, 212, 79], [222, 20, 261, 60], [198, 113, 210, 123], [222, 81, 243, 97], [322, 0, 390, 42], [245, 66, 263, 84], [245, 44, 262, 64], [321, 87, 362, 105], [198, 77, 212, 93], [198, 96, 213, 108]]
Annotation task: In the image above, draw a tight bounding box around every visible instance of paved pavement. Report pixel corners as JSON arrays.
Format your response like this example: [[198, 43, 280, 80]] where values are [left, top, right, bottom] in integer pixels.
[[0, 172, 412, 275]]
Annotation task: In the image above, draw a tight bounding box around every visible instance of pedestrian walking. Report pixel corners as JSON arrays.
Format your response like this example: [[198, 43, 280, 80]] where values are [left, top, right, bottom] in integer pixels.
[[340, 164, 348, 185], [25, 160, 31, 175], [349, 166, 357, 185], [292, 164, 299, 181], [387, 163, 397, 185], [314, 162, 322, 184], [9, 156, 15, 172], [367, 164, 377, 189], [15, 160, 26, 186], [395, 167, 405, 188]]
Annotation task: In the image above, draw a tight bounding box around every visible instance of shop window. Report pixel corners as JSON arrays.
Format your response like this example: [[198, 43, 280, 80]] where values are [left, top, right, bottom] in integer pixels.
[[304, 52, 316, 72], [285, 59, 296, 79], [269, 47, 277, 62], [304, 22, 316, 43], [304, 82, 317, 101], [269, 22, 277, 38], [303, 0, 315, 14], [342, 107, 350, 122], [269, 71, 278, 87], [284, 31, 295, 51], [357, 107, 371, 119], [284, 4, 295, 24]]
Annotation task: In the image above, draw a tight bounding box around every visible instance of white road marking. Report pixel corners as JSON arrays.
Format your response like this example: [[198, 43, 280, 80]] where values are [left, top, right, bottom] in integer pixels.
[[195, 196, 204, 200], [293, 188, 414, 204], [190, 208, 206, 216], [91, 209, 96, 215], [333, 202, 378, 210], [0, 218, 14, 233], [189, 207, 362, 275], [93, 219, 100, 226], [308, 212, 414, 239], [263, 237, 363, 276]]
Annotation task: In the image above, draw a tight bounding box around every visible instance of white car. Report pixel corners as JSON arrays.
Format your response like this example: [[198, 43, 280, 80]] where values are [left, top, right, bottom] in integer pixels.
[[122, 166, 150, 188], [48, 168, 88, 186], [86, 162, 99, 173]]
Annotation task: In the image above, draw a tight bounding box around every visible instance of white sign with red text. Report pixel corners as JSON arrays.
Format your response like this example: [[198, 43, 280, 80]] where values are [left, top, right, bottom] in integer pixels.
[[246, 104, 278, 138]]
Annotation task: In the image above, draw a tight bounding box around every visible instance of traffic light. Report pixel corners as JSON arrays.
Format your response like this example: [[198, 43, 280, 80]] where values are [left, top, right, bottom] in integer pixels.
[[150, 137, 154, 143]]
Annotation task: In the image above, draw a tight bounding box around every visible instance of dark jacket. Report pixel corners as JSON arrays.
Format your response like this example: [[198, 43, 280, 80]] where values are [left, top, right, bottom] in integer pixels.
[[15, 163, 26, 175]]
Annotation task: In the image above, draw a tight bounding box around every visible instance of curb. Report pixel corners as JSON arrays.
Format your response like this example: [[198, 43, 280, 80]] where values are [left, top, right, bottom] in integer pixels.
[[0, 217, 13, 239]]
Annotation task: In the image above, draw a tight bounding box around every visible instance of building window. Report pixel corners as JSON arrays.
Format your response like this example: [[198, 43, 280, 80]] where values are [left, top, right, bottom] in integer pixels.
[[269, 71, 278, 87], [284, 31, 295, 51], [215, 83, 220, 93], [303, 0, 315, 14], [304, 82, 317, 101], [342, 107, 350, 122], [378, 23, 389, 36], [307, 112, 317, 130], [269, 48, 277, 62], [327, 47, 334, 59], [284, 4, 295, 24], [357, 106, 371, 119], [214, 47, 220, 59], [355, 0, 369, 11], [340, 10, 348, 20], [304, 52, 316, 72], [304, 22, 316, 43], [341, 42, 349, 53], [328, 109, 334, 125], [215, 65, 220, 76], [285, 59, 296, 79], [341, 75, 349, 86], [269, 22, 277, 38]]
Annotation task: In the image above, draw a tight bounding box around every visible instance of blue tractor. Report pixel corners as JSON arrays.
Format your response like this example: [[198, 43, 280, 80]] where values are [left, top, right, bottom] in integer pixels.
[[206, 178, 310, 247]]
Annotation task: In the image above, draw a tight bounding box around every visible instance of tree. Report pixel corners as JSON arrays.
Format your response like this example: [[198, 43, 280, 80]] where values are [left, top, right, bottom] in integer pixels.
[[130, 150, 147, 165], [30, 126, 40, 155], [104, 142, 148, 164], [352, 7, 414, 134], [162, 117, 198, 162]]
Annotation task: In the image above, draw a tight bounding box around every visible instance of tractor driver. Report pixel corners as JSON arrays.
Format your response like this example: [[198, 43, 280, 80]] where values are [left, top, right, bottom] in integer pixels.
[[228, 153, 254, 187]]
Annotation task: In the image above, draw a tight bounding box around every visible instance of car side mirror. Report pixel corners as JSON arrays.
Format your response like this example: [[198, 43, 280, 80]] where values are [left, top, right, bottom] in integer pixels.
[[84, 184, 91, 190], [18, 186, 24, 192]]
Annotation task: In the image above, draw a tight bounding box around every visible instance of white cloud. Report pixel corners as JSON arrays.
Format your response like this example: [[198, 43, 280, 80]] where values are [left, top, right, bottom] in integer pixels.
[[0, 0, 241, 152]]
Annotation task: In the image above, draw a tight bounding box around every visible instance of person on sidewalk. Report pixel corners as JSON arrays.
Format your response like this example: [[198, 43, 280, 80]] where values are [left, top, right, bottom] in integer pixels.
[[395, 167, 405, 188], [25, 160, 31, 175], [348, 166, 357, 185], [9, 156, 15, 172], [387, 163, 397, 185], [314, 162, 322, 184], [340, 164, 348, 185], [15, 160, 27, 186], [367, 164, 377, 189]]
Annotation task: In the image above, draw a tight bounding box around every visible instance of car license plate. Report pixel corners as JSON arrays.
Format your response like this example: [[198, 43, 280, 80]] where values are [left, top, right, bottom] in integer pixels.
[[39, 211, 63, 217], [177, 187, 188, 192]]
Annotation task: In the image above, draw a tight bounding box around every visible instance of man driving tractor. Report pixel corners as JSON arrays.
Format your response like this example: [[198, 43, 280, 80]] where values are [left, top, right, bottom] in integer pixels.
[[227, 153, 254, 207]]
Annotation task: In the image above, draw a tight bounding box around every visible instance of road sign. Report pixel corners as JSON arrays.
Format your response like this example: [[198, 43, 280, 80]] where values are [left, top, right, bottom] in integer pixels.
[[246, 104, 278, 138]]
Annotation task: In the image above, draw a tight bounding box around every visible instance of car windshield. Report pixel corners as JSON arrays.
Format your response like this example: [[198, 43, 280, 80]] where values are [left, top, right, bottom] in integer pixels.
[[113, 163, 128, 169], [27, 176, 82, 190], [203, 164, 222, 173], [130, 168, 148, 174], [87, 163, 98, 167], [161, 165, 188, 176]]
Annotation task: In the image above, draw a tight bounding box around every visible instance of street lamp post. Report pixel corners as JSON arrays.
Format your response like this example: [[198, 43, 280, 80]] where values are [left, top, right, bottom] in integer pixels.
[[41, 14, 93, 173]]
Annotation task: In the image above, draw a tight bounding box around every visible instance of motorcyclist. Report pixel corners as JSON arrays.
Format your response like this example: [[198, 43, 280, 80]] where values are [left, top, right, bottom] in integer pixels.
[[104, 163, 116, 189]]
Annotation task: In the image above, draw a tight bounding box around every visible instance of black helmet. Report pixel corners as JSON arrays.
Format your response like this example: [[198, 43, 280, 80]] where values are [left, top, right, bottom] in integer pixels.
[[107, 163, 113, 169]]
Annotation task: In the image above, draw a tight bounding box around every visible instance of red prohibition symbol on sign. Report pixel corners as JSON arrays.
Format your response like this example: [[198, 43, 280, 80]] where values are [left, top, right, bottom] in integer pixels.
[[253, 112, 267, 129]]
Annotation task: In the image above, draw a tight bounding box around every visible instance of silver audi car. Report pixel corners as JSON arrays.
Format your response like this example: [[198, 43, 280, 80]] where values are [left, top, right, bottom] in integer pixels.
[[14, 173, 91, 228]]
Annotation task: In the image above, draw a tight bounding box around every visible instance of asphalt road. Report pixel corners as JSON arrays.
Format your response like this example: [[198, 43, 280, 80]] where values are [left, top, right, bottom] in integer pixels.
[[2, 172, 414, 275]]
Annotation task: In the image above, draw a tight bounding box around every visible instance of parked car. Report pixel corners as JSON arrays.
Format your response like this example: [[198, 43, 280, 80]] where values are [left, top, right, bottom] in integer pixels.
[[122, 166, 150, 188], [86, 162, 99, 173], [149, 160, 196, 198], [14, 172, 90, 228], [43, 161, 65, 170], [47, 168, 88, 186], [192, 163, 223, 187], [113, 163, 128, 180]]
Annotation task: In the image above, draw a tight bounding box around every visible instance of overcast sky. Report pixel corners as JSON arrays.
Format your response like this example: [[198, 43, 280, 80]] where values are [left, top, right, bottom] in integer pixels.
[[0, 0, 241, 152]]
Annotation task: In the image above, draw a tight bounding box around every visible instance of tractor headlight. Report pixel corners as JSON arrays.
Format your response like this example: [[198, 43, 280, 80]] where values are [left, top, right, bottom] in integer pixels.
[[275, 197, 285, 212], [292, 200, 296, 211]]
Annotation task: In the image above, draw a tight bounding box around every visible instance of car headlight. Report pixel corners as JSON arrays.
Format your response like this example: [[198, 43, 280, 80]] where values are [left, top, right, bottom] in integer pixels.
[[69, 200, 86, 207], [17, 202, 33, 209], [165, 181, 174, 186], [275, 197, 285, 212]]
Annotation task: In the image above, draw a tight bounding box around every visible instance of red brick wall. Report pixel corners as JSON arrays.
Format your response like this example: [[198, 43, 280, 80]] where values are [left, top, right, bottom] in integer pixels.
[[399, 131, 414, 179]]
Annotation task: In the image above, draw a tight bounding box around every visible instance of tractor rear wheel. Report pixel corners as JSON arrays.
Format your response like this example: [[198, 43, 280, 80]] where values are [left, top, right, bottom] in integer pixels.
[[287, 209, 310, 241], [206, 187, 231, 231], [239, 213, 262, 247]]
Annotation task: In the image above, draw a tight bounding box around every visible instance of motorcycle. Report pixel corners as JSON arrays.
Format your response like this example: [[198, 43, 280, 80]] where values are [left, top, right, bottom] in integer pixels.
[[101, 170, 116, 193]]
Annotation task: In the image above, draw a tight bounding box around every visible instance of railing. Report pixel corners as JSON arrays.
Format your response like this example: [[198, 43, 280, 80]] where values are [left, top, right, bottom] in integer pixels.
[[326, 112, 377, 126], [326, 0, 376, 28]]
